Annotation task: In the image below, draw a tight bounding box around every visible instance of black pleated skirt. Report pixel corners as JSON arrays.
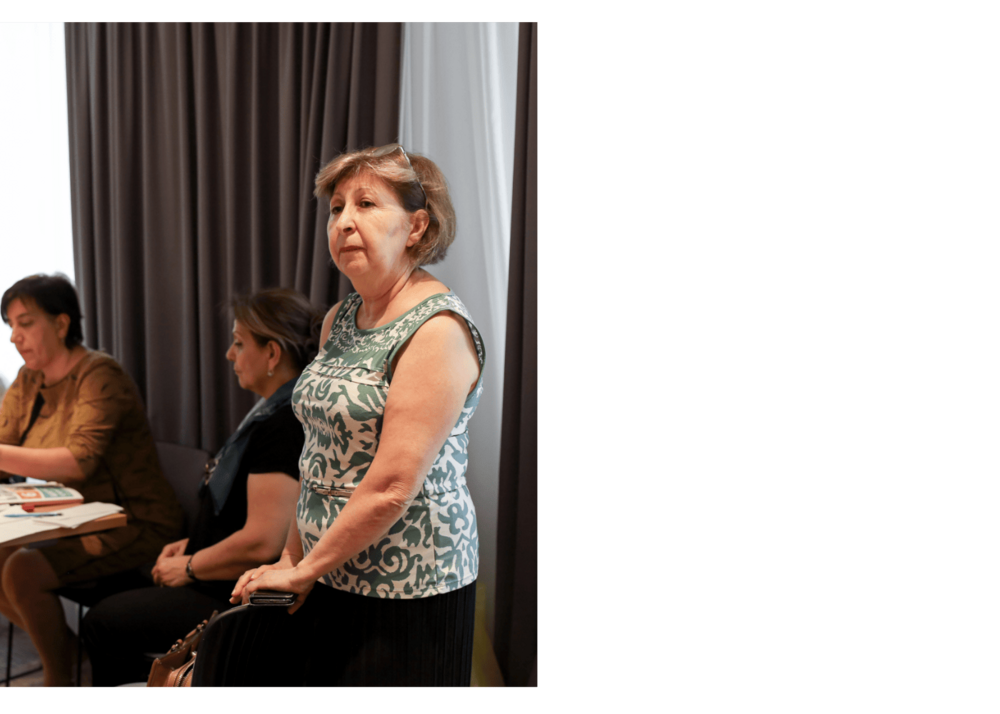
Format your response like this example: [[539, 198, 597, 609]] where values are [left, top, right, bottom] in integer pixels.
[[290, 580, 476, 686]]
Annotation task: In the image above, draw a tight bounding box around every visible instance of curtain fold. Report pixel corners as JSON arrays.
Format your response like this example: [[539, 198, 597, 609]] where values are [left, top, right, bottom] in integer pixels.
[[65, 22, 401, 452], [494, 22, 537, 688]]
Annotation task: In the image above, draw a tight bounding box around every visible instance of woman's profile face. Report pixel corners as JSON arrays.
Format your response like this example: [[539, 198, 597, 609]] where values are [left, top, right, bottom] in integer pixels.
[[225, 319, 271, 396], [7, 298, 67, 372], [326, 174, 423, 282]]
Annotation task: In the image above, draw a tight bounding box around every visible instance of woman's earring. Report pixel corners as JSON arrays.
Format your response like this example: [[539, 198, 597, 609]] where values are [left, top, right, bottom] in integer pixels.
[[268, 369, 274, 377]]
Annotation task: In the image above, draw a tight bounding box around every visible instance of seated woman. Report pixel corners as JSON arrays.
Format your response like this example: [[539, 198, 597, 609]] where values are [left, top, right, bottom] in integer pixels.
[[0, 273, 185, 686], [81, 287, 322, 687]]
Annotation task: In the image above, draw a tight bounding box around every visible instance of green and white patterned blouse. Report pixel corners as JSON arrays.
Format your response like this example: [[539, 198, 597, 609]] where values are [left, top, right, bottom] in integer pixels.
[[292, 291, 485, 598]]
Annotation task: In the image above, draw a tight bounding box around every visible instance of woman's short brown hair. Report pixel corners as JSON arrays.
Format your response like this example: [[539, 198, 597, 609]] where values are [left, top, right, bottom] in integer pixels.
[[1, 273, 84, 349], [314, 145, 456, 266], [230, 288, 324, 371]]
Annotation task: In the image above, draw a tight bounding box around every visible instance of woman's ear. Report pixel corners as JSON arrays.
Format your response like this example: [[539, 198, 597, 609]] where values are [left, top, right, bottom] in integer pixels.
[[406, 209, 431, 247], [267, 340, 283, 373], [56, 314, 71, 341]]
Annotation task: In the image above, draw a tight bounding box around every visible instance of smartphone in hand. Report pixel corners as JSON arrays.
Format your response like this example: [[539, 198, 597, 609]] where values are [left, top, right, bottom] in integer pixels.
[[248, 590, 296, 606]]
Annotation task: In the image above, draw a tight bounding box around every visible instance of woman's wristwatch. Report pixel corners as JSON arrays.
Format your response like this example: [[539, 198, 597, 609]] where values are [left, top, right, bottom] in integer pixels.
[[186, 554, 200, 582]]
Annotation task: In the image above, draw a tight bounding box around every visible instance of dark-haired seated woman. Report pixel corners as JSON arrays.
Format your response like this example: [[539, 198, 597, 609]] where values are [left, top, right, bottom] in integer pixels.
[[81, 288, 323, 687], [0, 273, 184, 686]]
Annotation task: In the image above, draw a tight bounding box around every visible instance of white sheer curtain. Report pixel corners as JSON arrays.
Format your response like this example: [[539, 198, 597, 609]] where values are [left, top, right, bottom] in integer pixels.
[[399, 22, 519, 636], [0, 23, 74, 388]]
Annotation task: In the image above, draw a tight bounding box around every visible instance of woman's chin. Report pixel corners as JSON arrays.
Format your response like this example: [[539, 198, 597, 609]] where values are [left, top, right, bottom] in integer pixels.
[[334, 253, 368, 275]]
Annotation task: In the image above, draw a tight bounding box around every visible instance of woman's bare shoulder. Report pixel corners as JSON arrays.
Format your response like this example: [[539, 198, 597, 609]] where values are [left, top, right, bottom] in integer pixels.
[[320, 301, 344, 345], [326, 300, 344, 320], [405, 270, 450, 304]]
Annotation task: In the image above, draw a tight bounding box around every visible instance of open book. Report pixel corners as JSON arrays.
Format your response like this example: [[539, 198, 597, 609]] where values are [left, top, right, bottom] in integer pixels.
[[0, 483, 84, 511]]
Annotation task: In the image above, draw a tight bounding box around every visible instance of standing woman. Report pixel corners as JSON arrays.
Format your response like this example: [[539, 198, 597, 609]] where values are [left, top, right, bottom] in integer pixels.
[[232, 145, 485, 686], [0, 273, 184, 686]]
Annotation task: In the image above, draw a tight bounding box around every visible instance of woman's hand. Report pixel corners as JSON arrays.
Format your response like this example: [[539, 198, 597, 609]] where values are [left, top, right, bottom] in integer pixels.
[[151, 556, 192, 588], [229, 510, 309, 608], [156, 538, 189, 564], [231, 560, 314, 615], [229, 561, 288, 604]]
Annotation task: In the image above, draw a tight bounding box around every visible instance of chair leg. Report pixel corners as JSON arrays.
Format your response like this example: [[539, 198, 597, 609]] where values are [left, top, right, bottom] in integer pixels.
[[75, 603, 82, 687], [5, 620, 11, 687]]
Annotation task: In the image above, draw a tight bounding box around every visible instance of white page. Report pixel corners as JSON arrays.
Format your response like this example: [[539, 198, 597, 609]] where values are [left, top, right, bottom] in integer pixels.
[[0, 517, 62, 545], [42, 502, 123, 528]]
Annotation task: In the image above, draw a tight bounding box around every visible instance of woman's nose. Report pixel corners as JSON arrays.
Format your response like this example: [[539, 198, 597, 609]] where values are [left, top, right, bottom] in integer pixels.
[[226, 345, 235, 361], [338, 206, 356, 233]]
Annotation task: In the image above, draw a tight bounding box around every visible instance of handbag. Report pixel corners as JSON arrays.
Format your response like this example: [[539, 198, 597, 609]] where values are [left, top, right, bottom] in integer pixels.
[[147, 611, 219, 687]]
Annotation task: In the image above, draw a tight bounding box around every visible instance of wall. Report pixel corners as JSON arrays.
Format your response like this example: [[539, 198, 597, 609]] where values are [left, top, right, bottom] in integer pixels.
[[0, 23, 74, 388]]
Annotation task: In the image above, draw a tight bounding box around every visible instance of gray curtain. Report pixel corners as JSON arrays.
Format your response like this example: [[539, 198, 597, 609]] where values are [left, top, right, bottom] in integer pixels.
[[495, 22, 537, 687], [65, 22, 402, 452]]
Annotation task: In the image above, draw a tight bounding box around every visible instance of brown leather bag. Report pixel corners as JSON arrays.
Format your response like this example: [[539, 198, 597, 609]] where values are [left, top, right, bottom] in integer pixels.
[[146, 611, 219, 687]]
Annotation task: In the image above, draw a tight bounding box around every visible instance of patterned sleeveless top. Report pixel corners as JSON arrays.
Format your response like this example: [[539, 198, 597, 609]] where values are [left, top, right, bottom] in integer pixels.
[[292, 291, 485, 598]]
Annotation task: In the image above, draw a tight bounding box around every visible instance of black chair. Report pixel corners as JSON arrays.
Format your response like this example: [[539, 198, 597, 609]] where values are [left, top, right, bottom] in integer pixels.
[[56, 441, 210, 685], [152, 442, 212, 537]]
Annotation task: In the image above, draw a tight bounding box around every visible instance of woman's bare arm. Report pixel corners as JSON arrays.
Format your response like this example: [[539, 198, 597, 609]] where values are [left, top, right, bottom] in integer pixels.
[[152, 472, 300, 586], [0, 445, 85, 482]]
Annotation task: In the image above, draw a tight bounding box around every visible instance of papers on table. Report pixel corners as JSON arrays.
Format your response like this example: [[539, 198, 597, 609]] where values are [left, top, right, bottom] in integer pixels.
[[0, 502, 124, 545], [38, 502, 124, 527], [0, 516, 63, 543]]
